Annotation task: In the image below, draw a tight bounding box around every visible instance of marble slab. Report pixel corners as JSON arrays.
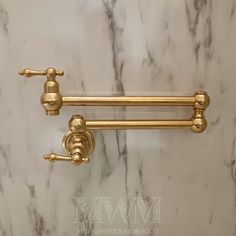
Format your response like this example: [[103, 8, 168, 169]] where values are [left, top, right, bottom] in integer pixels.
[[0, 0, 236, 235]]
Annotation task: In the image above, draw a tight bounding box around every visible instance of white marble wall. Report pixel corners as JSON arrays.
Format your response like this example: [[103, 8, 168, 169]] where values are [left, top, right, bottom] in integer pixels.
[[0, 0, 236, 235]]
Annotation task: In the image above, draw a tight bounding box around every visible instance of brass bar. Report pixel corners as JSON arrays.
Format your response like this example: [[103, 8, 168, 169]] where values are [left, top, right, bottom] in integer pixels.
[[19, 68, 210, 116], [85, 119, 193, 130], [62, 96, 195, 106]]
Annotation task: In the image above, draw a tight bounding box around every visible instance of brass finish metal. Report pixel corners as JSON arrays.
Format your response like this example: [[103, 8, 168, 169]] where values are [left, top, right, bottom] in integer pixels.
[[191, 91, 209, 133], [19, 68, 64, 115], [19, 68, 210, 115], [44, 110, 208, 166], [19, 68, 210, 166], [44, 115, 95, 166], [62, 96, 196, 106], [18, 68, 64, 78], [85, 120, 193, 130]]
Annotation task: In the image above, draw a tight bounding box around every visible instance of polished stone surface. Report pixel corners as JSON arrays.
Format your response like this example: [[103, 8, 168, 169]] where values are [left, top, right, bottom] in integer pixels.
[[0, 0, 236, 235]]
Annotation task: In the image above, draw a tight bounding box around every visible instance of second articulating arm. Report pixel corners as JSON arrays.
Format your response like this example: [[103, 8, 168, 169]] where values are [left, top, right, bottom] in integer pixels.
[[44, 110, 208, 166]]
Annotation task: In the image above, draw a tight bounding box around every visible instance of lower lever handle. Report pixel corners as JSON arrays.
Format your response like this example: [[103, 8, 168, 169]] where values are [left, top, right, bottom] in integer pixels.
[[44, 152, 90, 166]]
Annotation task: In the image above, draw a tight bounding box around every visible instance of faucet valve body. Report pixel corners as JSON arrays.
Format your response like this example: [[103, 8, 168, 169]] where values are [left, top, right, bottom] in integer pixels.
[[19, 67, 64, 115]]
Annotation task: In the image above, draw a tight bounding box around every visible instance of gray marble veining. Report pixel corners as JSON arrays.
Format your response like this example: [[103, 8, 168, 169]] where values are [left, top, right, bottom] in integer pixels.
[[0, 0, 236, 235]]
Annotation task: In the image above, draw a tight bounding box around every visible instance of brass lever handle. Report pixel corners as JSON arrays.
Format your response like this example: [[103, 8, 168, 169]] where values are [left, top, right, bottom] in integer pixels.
[[43, 153, 89, 165], [44, 153, 71, 162], [19, 68, 64, 80], [44, 115, 95, 166]]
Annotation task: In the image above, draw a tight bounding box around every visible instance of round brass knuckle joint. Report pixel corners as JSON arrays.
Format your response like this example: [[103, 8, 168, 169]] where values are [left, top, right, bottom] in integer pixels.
[[191, 91, 210, 133]]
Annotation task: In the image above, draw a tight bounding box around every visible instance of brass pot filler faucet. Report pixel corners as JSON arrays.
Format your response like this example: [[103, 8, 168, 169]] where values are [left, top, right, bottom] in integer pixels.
[[19, 67, 210, 166]]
